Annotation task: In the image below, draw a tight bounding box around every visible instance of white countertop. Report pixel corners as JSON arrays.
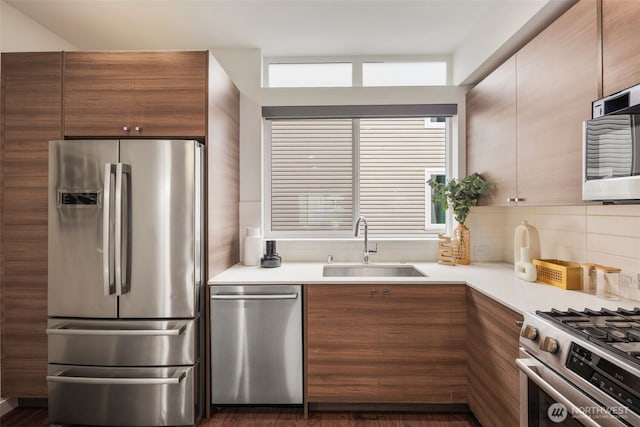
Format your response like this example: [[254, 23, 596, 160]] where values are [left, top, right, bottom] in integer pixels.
[[209, 261, 639, 315]]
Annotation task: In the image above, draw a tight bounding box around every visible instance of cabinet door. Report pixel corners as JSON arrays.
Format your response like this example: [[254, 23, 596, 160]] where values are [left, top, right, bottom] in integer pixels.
[[64, 51, 135, 137], [133, 51, 206, 137], [1, 52, 63, 397], [516, 0, 598, 205], [306, 285, 379, 402], [602, 0, 640, 95], [467, 288, 522, 427], [378, 284, 466, 403], [466, 56, 517, 206]]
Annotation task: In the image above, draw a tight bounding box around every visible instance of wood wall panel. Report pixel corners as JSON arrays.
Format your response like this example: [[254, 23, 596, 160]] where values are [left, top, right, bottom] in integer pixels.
[[207, 53, 240, 278], [1, 52, 62, 398], [466, 288, 522, 427], [602, 0, 640, 96]]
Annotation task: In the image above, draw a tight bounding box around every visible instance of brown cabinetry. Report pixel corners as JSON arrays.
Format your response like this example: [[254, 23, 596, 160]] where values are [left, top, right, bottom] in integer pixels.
[[602, 0, 640, 96], [466, 288, 523, 427], [466, 0, 598, 206], [63, 51, 207, 137], [466, 56, 517, 206], [306, 284, 466, 404], [515, 0, 598, 206], [0, 52, 63, 397]]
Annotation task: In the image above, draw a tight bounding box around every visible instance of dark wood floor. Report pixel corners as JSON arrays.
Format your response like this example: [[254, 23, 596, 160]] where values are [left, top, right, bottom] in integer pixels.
[[1, 407, 478, 426]]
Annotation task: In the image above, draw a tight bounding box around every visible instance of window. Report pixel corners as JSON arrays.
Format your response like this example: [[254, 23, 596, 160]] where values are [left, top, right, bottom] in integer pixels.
[[265, 115, 449, 237], [425, 169, 446, 231], [264, 57, 449, 87], [362, 61, 447, 86], [268, 63, 352, 88]]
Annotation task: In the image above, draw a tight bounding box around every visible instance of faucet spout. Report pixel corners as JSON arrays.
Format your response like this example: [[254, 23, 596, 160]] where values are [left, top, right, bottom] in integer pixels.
[[355, 216, 376, 264]]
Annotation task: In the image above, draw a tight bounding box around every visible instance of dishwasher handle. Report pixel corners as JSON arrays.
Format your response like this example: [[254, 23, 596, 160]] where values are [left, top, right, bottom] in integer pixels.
[[211, 293, 298, 300]]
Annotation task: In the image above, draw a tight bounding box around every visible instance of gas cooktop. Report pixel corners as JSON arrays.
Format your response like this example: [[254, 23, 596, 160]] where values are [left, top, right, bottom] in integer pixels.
[[537, 307, 640, 365]]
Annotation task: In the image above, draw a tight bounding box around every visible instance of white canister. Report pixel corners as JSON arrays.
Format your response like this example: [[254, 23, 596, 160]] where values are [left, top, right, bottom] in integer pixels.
[[243, 227, 263, 266]]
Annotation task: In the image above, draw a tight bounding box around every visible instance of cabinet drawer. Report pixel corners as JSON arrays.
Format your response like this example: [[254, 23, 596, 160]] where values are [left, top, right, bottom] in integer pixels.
[[47, 319, 198, 366], [48, 364, 198, 426]]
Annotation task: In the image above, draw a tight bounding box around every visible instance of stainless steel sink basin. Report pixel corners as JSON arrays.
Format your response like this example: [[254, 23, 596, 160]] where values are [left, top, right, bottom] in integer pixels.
[[322, 264, 427, 278]]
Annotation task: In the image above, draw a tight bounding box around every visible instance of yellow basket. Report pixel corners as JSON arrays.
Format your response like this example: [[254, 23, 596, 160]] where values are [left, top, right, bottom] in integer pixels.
[[532, 259, 582, 290]]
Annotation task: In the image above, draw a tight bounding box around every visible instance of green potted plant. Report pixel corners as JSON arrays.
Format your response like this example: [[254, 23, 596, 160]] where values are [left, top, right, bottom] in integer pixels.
[[428, 172, 491, 264]]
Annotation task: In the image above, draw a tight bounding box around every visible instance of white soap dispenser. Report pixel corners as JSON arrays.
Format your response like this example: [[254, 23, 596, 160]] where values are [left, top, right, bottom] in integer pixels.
[[514, 221, 540, 282]]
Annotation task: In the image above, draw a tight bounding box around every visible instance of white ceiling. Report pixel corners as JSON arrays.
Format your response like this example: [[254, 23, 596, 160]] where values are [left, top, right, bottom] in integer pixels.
[[5, 0, 573, 84]]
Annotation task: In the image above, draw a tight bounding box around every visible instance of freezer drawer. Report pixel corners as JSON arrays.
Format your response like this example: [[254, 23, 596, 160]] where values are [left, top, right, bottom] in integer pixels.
[[210, 284, 303, 404], [47, 318, 198, 366], [48, 364, 199, 427]]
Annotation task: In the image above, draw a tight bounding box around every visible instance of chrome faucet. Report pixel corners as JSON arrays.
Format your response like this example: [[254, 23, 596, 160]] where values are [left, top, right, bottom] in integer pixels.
[[354, 216, 377, 264]]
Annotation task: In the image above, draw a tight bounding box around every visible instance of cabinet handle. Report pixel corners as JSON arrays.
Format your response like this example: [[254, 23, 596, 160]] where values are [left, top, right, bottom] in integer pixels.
[[383, 288, 389, 296], [507, 197, 516, 202], [135, 126, 142, 132], [123, 126, 130, 132], [370, 288, 377, 295], [515, 197, 525, 202]]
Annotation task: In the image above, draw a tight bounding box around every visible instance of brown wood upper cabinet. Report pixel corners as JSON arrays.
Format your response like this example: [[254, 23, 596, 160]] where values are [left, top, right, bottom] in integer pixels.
[[63, 51, 207, 137], [306, 284, 466, 404], [602, 0, 640, 96], [466, 0, 598, 206], [466, 56, 517, 206]]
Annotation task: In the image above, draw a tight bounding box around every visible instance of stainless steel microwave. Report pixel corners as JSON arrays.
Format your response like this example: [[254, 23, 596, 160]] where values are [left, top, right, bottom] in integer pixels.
[[583, 83, 640, 201]]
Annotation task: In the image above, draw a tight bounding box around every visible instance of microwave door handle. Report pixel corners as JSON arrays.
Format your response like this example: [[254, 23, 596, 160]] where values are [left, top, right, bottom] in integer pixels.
[[516, 359, 601, 427], [114, 163, 131, 296], [102, 164, 116, 296]]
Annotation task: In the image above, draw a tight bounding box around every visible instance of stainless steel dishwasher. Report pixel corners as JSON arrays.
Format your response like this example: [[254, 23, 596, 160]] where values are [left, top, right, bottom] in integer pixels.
[[210, 284, 302, 405]]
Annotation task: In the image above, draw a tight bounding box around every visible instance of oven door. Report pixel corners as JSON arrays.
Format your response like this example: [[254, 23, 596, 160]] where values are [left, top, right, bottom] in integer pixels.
[[517, 358, 629, 427]]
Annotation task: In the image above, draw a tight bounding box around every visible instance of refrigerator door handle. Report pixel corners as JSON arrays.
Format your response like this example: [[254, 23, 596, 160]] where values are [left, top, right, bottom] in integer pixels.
[[115, 163, 131, 296], [46, 322, 187, 336], [102, 163, 116, 296], [47, 369, 187, 385]]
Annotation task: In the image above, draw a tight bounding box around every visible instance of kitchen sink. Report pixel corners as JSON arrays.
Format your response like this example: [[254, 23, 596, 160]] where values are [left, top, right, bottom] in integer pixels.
[[322, 264, 427, 278]]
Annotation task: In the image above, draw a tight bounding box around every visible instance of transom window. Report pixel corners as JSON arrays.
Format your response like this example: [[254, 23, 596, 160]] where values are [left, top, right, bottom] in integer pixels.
[[265, 57, 449, 88], [264, 112, 450, 238]]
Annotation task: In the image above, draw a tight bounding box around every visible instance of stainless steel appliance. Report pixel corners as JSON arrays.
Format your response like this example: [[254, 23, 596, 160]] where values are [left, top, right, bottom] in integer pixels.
[[518, 308, 640, 426], [47, 139, 204, 427], [210, 285, 302, 405], [583, 82, 640, 201]]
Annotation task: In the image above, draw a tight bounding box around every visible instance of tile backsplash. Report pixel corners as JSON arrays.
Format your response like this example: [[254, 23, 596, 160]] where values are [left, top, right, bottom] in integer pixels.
[[470, 204, 640, 301]]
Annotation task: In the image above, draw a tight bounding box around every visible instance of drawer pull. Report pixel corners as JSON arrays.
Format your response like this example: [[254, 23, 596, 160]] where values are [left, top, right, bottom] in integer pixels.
[[47, 370, 186, 385], [46, 323, 186, 336]]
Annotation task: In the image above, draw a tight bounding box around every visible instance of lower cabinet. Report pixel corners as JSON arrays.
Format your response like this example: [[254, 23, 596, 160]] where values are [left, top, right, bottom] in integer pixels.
[[305, 284, 466, 404], [466, 287, 523, 427]]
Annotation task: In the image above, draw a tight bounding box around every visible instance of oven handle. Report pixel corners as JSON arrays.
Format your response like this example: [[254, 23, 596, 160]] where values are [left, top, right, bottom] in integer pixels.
[[516, 358, 601, 427]]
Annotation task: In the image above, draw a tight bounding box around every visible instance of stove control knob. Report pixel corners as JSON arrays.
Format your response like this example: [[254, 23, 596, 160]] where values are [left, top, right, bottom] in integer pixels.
[[540, 336, 559, 354], [520, 324, 538, 340]]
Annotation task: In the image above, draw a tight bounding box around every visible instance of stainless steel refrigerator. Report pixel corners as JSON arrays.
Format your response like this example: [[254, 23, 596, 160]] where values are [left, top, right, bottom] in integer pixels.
[[47, 139, 204, 427]]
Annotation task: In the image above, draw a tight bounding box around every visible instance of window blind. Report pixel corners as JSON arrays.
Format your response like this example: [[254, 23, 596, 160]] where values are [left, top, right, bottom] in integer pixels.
[[360, 118, 446, 235], [267, 116, 447, 236], [270, 119, 353, 231]]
